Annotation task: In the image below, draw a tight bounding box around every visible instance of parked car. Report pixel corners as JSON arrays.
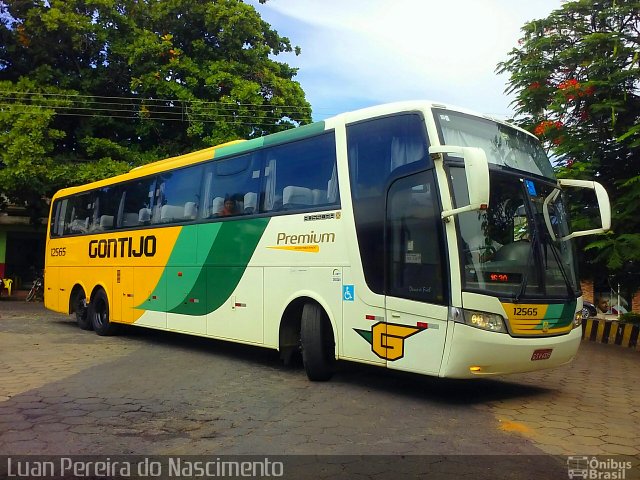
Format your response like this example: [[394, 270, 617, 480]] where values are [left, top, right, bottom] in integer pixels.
[[582, 301, 597, 319]]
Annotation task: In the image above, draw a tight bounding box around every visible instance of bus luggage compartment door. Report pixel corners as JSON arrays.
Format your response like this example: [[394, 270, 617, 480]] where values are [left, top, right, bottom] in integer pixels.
[[113, 267, 134, 323]]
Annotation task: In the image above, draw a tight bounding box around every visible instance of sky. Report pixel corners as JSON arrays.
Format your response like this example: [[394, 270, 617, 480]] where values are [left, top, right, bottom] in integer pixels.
[[248, 0, 564, 121]]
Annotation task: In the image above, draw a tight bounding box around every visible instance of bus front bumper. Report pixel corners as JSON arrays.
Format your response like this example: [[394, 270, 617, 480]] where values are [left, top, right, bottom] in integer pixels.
[[439, 322, 582, 379]]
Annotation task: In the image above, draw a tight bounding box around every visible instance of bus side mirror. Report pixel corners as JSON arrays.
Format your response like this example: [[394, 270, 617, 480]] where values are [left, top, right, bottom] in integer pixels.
[[429, 145, 490, 220], [543, 179, 611, 241]]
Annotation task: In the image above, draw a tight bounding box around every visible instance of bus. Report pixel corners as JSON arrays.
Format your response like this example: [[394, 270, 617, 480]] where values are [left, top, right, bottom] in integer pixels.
[[45, 101, 611, 381]]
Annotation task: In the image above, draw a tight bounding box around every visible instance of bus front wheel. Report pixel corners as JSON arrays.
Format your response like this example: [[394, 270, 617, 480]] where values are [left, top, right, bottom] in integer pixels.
[[300, 303, 335, 381], [90, 289, 119, 336]]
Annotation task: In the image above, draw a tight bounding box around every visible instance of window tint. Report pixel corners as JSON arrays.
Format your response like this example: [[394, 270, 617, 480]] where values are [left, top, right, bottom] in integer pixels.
[[119, 177, 156, 228], [347, 114, 430, 294], [90, 186, 122, 232], [153, 165, 204, 224], [348, 114, 430, 199], [63, 193, 93, 235], [50, 200, 63, 237], [49, 131, 341, 236], [261, 132, 339, 213], [387, 172, 446, 303], [202, 153, 262, 218]]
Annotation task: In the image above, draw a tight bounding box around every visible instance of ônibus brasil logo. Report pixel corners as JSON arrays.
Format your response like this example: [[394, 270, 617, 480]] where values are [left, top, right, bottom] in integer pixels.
[[354, 322, 426, 361]]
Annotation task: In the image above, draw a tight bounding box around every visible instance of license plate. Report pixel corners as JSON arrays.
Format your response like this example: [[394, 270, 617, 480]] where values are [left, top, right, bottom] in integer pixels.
[[531, 349, 553, 361]]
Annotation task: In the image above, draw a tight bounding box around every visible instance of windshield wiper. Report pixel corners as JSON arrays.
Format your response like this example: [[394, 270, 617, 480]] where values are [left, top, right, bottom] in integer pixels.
[[543, 237, 576, 298], [514, 229, 537, 303]]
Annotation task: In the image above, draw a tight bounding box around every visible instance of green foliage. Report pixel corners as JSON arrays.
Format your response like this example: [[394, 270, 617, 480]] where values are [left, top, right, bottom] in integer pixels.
[[497, 0, 640, 279], [0, 0, 311, 217]]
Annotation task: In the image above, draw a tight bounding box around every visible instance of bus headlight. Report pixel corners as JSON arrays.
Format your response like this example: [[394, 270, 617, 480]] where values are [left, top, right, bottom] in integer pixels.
[[462, 309, 507, 333], [573, 311, 583, 328]]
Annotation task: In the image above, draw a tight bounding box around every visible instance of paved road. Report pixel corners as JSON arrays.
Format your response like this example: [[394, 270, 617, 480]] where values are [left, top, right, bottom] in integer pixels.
[[0, 301, 638, 478]]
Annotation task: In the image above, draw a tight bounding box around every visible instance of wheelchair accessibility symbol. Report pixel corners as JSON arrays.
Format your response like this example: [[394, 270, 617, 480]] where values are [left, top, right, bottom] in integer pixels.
[[343, 285, 354, 302]]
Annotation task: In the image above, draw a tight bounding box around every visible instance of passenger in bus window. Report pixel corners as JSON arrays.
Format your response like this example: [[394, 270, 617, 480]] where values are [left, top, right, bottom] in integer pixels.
[[219, 197, 238, 216]]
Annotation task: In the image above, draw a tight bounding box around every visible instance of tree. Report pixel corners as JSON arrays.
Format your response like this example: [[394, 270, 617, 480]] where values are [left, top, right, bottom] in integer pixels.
[[497, 0, 640, 283], [0, 0, 311, 218]]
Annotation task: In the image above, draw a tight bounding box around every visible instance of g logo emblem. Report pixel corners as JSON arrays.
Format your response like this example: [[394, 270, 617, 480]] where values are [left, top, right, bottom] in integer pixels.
[[355, 322, 425, 361]]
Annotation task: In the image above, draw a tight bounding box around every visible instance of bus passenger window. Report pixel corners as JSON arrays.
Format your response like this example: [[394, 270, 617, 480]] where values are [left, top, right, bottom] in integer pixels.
[[203, 152, 261, 219], [63, 193, 92, 235], [153, 165, 203, 224], [90, 187, 122, 232], [259, 132, 338, 214], [118, 178, 156, 229], [347, 114, 431, 294]]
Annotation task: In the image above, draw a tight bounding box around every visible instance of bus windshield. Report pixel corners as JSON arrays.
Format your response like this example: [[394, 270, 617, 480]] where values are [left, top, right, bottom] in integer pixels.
[[434, 109, 556, 179], [450, 168, 579, 300]]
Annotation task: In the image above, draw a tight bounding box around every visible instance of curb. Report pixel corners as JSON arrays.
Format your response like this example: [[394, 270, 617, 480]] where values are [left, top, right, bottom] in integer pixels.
[[581, 318, 640, 350]]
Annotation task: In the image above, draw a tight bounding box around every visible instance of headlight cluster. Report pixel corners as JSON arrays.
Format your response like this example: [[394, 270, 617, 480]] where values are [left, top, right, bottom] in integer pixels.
[[573, 311, 583, 328], [459, 309, 508, 333]]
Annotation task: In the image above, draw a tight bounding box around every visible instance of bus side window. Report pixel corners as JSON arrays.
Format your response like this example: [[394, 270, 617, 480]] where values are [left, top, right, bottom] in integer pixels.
[[90, 187, 122, 232], [347, 114, 431, 294], [64, 193, 92, 235], [53, 199, 68, 236], [204, 152, 262, 218], [153, 165, 203, 224], [50, 200, 61, 237], [118, 178, 156, 229], [260, 132, 339, 214]]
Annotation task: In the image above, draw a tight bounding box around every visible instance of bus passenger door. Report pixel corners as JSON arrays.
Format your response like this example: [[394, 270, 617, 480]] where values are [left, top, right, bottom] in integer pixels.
[[384, 172, 448, 376]]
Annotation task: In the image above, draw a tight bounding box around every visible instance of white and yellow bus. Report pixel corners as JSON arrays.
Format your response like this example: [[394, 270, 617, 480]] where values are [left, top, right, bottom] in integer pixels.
[[45, 101, 611, 380]]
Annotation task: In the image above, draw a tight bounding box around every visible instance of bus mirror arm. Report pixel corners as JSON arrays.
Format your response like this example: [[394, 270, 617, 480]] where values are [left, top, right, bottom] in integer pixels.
[[543, 179, 611, 241], [429, 146, 490, 220]]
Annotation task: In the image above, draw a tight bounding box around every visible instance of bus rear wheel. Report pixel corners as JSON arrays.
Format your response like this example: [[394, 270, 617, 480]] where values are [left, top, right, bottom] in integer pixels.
[[90, 289, 119, 336], [75, 290, 92, 330], [300, 303, 335, 381]]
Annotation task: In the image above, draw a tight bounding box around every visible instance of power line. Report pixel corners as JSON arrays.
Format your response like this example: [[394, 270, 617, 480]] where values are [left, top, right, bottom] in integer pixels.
[[0, 102, 313, 118], [0, 89, 318, 127], [0, 90, 314, 112], [0, 104, 307, 128], [0, 106, 310, 126]]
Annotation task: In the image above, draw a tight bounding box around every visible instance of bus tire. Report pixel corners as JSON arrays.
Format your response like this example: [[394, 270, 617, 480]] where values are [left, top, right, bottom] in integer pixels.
[[90, 289, 118, 336], [75, 290, 92, 330], [300, 303, 335, 381]]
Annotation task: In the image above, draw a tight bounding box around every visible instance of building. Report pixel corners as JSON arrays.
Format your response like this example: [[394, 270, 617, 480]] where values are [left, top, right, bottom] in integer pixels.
[[0, 210, 46, 291]]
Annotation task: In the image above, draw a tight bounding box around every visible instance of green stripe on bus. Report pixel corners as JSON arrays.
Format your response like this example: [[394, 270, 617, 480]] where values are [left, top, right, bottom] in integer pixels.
[[174, 217, 269, 315], [214, 137, 264, 159], [213, 122, 326, 160], [534, 301, 576, 329], [141, 218, 270, 316], [135, 223, 221, 312], [262, 122, 326, 146], [197, 217, 270, 315], [166, 223, 221, 311]]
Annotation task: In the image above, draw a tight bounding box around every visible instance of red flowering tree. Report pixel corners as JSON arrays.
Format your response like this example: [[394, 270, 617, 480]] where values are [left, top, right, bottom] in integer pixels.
[[497, 0, 640, 285]]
